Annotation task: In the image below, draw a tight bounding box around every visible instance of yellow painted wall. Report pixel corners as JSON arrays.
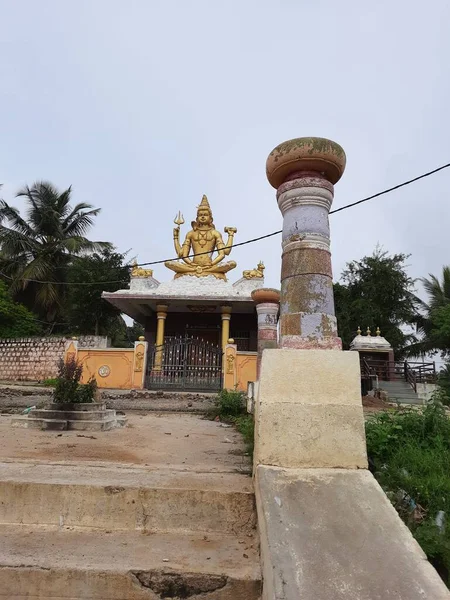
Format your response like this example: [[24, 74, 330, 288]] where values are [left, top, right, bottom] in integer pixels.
[[77, 349, 135, 389], [223, 344, 257, 391], [236, 352, 257, 392]]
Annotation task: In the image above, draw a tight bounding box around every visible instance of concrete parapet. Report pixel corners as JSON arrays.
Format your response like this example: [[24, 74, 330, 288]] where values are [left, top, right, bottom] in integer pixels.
[[256, 466, 450, 599]]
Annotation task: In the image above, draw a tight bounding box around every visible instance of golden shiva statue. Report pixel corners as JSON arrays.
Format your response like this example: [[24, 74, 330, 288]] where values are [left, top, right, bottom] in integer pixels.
[[165, 195, 237, 281]]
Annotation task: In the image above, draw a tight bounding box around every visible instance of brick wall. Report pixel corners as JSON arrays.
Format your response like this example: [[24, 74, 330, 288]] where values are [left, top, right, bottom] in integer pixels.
[[0, 336, 109, 382]]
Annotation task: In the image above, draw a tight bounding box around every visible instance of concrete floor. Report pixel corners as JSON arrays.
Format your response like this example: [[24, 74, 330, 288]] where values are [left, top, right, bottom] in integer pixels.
[[0, 412, 251, 473]]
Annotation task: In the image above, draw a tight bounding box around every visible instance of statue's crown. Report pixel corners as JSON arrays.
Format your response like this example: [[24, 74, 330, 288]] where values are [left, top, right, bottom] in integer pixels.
[[197, 194, 211, 212]]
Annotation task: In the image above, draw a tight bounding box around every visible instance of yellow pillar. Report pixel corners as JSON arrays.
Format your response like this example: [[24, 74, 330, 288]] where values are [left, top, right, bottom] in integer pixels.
[[154, 304, 168, 371], [223, 341, 237, 390], [221, 306, 232, 352]]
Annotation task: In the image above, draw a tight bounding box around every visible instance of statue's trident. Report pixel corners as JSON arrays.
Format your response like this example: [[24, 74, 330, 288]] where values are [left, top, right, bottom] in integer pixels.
[[174, 211, 185, 228], [173, 212, 185, 251]]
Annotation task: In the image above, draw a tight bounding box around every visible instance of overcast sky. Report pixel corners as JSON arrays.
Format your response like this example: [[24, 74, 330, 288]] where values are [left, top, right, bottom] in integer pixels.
[[1, 0, 449, 297]]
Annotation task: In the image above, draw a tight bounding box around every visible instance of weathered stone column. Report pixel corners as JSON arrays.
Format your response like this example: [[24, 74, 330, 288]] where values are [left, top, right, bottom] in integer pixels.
[[266, 137, 346, 350], [251, 288, 280, 379], [154, 304, 168, 370], [255, 137, 367, 470]]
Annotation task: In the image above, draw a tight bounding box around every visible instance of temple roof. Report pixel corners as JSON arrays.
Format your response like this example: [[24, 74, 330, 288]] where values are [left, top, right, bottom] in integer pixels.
[[102, 274, 264, 322], [350, 328, 392, 352]]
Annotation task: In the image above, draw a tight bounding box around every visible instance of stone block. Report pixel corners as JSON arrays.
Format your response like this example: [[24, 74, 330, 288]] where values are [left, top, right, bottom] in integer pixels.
[[254, 349, 367, 469]]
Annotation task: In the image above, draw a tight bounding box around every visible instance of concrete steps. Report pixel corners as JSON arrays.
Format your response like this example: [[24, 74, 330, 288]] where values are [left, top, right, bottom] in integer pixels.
[[10, 402, 127, 431], [29, 409, 117, 420], [0, 525, 261, 599], [379, 380, 423, 405], [0, 462, 256, 535], [0, 461, 261, 599]]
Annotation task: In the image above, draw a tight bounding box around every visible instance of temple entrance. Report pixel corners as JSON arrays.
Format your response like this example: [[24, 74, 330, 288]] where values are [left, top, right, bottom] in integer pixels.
[[145, 335, 222, 392]]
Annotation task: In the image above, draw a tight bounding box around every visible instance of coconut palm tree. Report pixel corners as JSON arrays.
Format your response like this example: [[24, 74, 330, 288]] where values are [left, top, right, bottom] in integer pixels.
[[0, 181, 111, 326], [405, 266, 450, 357]]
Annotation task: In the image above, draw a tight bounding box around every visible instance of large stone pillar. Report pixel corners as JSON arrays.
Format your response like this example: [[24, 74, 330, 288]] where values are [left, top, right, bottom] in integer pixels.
[[254, 137, 367, 470], [251, 288, 280, 379], [154, 304, 168, 370], [266, 137, 345, 350]]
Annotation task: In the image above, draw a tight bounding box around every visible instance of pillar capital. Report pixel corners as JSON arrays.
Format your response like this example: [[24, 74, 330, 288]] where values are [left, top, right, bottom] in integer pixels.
[[266, 137, 346, 189], [251, 288, 280, 305], [156, 304, 169, 319], [221, 305, 232, 316]]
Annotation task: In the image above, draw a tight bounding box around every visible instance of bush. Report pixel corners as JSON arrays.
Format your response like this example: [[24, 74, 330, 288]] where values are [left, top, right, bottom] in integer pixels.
[[366, 394, 450, 586], [53, 358, 97, 404], [215, 389, 246, 418]]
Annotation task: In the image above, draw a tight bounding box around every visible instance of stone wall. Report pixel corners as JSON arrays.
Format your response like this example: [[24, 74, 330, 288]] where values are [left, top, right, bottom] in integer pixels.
[[0, 336, 109, 382], [77, 335, 110, 349]]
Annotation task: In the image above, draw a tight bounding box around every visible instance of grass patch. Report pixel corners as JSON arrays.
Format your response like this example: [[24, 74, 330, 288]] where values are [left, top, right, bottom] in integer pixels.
[[207, 389, 255, 460], [41, 378, 58, 387], [366, 390, 450, 585], [235, 414, 255, 460]]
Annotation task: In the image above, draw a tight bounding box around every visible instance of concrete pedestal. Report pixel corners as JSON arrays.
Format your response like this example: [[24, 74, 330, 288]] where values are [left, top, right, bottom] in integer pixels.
[[254, 349, 367, 469]]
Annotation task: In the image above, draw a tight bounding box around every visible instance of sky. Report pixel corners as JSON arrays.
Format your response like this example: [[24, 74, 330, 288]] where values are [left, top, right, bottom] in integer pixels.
[[1, 0, 449, 300]]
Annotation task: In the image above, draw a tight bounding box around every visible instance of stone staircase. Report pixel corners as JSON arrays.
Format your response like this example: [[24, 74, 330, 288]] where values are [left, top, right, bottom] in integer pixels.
[[10, 401, 127, 431], [379, 379, 423, 405], [0, 461, 261, 599]]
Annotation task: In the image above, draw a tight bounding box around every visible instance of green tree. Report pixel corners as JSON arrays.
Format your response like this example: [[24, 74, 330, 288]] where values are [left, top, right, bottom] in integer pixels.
[[0, 181, 110, 325], [0, 280, 41, 338], [65, 248, 130, 342], [125, 320, 145, 344], [334, 248, 418, 355], [406, 267, 450, 358]]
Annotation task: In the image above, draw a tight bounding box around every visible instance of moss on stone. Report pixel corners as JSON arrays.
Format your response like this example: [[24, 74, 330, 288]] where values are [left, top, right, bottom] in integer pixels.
[[269, 137, 345, 162]]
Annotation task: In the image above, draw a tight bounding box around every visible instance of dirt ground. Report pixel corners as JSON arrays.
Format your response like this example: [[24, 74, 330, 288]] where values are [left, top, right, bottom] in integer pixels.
[[0, 413, 251, 473], [362, 395, 392, 413]]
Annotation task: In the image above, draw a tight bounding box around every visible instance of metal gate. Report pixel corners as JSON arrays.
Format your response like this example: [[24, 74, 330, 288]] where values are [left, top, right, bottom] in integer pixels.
[[145, 335, 222, 391]]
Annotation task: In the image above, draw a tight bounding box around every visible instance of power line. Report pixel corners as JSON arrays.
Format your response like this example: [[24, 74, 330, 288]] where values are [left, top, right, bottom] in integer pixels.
[[329, 162, 450, 215], [136, 160, 450, 266], [1, 161, 449, 286]]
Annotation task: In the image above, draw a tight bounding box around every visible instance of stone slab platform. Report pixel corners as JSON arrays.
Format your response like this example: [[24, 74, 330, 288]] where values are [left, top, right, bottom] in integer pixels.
[[256, 466, 449, 599], [0, 413, 250, 472], [11, 415, 127, 431], [0, 524, 261, 600], [0, 462, 256, 535]]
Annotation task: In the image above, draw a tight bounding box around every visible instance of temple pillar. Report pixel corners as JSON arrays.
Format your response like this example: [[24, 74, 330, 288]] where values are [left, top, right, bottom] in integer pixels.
[[269, 140, 344, 350], [251, 288, 280, 379], [154, 304, 168, 370], [221, 306, 232, 352], [254, 137, 367, 470]]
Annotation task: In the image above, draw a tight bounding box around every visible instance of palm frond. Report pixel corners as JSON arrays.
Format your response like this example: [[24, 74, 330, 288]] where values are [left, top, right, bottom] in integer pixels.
[[63, 209, 101, 237]]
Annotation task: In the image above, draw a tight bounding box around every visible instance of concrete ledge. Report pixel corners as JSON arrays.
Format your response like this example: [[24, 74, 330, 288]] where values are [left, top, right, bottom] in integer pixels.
[[256, 466, 450, 600]]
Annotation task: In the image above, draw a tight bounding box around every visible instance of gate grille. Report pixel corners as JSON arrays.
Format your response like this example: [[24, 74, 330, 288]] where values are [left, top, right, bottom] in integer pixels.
[[145, 335, 222, 391]]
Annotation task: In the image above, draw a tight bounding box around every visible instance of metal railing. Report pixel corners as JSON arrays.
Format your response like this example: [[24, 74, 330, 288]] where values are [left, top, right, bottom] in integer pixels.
[[360, 358, 436, 393]]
